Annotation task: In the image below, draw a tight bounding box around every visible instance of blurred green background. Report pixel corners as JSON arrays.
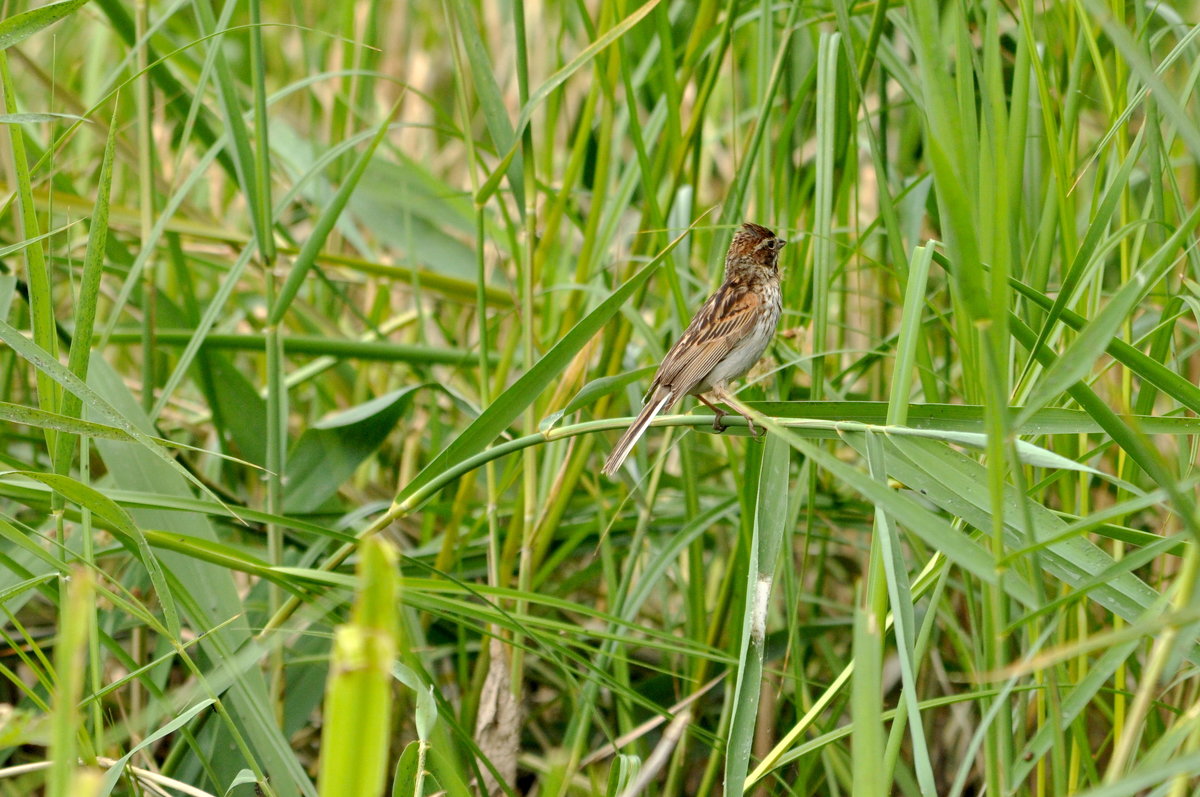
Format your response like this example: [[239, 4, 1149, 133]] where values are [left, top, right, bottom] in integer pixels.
[[1, 0, 1199, 794]]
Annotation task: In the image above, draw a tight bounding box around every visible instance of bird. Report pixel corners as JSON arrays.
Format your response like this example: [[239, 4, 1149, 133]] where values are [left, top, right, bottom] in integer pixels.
[[602, 222, 786, 476]]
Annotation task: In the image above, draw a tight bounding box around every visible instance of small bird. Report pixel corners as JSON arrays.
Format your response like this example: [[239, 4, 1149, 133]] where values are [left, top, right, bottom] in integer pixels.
[[602, 222, 786, 476]]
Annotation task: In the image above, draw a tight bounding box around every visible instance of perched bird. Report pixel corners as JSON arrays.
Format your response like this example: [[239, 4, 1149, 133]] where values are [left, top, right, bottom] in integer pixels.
[[602, 222, 786, 476]]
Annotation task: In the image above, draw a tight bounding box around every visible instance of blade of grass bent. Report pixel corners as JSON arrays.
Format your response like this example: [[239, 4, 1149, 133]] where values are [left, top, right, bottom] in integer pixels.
[[880, 436, 1164, 625], [721, 402, 1039, 605], [0, 220, 84, 258], [96, 698, 216, 796], [0, 320, 237, 518], [10, 470, 180, 638]]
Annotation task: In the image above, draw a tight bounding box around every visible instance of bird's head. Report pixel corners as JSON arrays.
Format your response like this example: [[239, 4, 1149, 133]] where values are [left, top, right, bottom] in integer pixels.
[[725, 221, 786, 278]]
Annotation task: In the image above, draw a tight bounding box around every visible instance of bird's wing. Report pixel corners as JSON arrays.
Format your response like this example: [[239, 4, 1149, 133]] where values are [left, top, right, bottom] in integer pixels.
[[649, 283, 761, 395]]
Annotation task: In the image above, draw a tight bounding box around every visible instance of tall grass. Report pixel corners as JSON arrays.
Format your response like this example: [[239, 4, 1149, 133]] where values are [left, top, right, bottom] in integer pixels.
[[0, 0, 1198, 794]]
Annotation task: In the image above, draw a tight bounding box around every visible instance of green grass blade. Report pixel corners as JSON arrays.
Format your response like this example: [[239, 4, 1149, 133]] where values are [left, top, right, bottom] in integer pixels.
[[0, 319, 235, 517], [723, 433, 788, 793], [445, 0, 523, 211], [0, 0, 89, 51], [318, 538, 398, 796], [52, 105, 117, 477], [867, 432, 936, 794], [48, 566, 92, 797], [1, 52, 60, 446], [269, 99, 401, 325], [1016, 132, 1142, 389]]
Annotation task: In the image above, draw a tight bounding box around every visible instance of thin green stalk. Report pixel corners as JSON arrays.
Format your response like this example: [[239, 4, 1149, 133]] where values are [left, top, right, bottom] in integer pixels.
[[511, 0, 537, 717], [0, 53, 60, 446], [135, 0, 155, 416], [1107, 545, 1200, 778], [48, 567, 93, 797]]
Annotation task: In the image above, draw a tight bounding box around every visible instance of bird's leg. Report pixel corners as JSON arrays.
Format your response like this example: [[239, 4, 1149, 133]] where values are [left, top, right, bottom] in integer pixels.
[[695, 393, 728, 432], [711, 385, 763, 436]]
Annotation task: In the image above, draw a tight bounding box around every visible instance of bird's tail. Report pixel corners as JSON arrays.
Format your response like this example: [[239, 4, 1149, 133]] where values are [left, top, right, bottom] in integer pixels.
[[602, 391, 673, 476]]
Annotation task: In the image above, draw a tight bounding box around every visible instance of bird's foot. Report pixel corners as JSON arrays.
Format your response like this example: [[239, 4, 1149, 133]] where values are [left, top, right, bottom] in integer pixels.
[[743, 414, 764, 437]]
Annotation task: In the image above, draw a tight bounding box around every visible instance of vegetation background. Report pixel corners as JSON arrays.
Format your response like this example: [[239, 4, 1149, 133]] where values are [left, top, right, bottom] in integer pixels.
[[0, 0, 1198, 794]]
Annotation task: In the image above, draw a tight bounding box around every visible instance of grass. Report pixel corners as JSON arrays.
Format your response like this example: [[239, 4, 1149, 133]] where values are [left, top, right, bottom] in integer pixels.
[[0, 0, 1198, 794]]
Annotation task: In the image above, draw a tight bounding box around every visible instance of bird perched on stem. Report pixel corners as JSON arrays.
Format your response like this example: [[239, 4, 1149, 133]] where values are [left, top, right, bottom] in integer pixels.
[[602, 222, 786, 477]]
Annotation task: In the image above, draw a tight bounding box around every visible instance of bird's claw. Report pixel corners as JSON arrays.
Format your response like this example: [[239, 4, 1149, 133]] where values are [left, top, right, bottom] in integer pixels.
[[711, 410, 727, 433]]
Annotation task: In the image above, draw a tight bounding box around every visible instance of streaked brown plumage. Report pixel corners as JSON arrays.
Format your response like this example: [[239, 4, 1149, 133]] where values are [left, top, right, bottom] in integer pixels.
[[602, 222, 786, 476]]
